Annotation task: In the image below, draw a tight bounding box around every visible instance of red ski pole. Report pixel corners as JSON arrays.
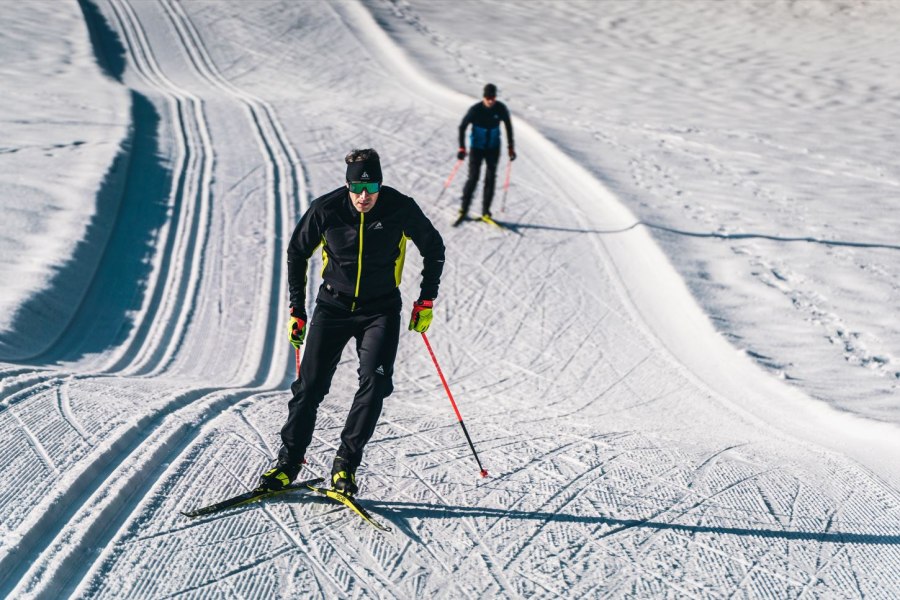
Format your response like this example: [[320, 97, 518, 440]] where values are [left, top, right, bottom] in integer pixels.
[[500, 161, 512, 213], [436, 158, 465, 201], [421, 332, 488, 477], [295, 347, 301, 378]]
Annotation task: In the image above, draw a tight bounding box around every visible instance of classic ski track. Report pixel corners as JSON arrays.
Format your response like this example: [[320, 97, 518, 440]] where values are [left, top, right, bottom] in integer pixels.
[[155, 0, 305, 384], [0, 385, 211, 596], [0, 0, 315, 593], [8, 387, 274, 598], [108, 0, 213, 377]]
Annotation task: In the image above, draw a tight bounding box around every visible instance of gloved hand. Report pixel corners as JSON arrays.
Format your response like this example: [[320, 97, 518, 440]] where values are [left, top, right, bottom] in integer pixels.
[[288, 311, 307, 348], [408, 299, 434, 333], [508, 146, 517, 161], [457, 147, 467, 160]]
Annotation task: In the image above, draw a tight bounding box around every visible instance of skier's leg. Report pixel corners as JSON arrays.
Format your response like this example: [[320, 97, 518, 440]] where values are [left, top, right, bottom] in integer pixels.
[[481, 147, 500, 216], [460, 149, 484, 215], [280, 304, 353, 462], [336, 308, 402, 470]]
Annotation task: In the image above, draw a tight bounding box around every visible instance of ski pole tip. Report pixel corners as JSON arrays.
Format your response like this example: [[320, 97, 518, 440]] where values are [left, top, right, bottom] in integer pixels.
[[480, 469, 489, 478]]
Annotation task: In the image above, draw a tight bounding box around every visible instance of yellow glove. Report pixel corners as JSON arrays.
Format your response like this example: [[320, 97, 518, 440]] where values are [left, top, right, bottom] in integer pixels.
[[408, 299, 434, 333], [288, 313, 307, 349]]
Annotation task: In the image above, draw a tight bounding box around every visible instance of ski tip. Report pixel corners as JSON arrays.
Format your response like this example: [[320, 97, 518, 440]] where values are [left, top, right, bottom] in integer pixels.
[[480, 469, 489, 478]]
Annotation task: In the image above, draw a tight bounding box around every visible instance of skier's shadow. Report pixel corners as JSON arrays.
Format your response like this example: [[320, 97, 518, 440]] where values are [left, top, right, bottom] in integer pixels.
[[493, 219, 900, 251], [372, 500, 900, 545]]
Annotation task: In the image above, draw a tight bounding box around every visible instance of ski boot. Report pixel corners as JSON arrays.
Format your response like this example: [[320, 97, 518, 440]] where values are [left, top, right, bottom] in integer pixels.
[[452, 210, 467, 227], [258, 456, 303, 491], [331, 455, 358, 496]]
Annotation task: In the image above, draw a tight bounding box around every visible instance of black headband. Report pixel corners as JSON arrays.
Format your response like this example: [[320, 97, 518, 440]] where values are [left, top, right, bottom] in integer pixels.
[[346, 159, 382, 183]]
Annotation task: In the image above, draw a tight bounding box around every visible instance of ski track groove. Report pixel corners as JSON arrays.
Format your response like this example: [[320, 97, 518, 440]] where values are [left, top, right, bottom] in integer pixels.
[[0, 375, 63, 414], [0, 371, 58, 410], [55, 379, 90, 443], [9, 406, 58, 477]]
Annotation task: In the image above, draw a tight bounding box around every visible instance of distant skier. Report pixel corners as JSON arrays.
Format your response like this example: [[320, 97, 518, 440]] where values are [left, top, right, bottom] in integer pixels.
[[455, 83, 516, 225], [258, 148, 445, 496]]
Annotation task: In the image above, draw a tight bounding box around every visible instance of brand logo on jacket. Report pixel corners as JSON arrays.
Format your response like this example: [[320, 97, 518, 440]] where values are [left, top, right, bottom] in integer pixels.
[[372, 221, 383, 230]]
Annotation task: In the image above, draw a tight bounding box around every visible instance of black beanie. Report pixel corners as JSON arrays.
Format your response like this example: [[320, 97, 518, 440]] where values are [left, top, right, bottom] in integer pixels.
[[346, 157, 382, 183], [483, 83, 497, 98]]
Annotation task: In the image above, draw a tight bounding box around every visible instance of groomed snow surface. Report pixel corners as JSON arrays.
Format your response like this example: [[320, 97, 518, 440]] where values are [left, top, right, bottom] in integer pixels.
[[1, 1, 898, 598]]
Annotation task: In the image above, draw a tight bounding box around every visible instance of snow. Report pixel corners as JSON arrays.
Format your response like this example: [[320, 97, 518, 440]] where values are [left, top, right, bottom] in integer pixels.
[[0, 0, 130, 359], [1, 0, 898, 598]]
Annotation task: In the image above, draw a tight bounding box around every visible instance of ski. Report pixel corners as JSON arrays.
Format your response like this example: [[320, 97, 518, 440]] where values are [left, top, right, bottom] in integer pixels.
[[306, 484, 392, 532], [480, 215, 520, 235], [480, 214, 503, 229], [181, 477, 324, 518]]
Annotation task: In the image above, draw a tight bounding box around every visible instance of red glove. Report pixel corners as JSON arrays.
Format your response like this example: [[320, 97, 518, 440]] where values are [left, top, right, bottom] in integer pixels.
[[408, 299, 434, 333]]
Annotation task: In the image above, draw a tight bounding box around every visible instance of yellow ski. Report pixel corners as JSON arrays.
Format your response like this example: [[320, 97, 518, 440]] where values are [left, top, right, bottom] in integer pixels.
[[306, 484, 392, 532]]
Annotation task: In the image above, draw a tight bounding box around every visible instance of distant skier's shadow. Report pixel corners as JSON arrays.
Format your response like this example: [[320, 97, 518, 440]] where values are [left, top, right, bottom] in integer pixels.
[[496, 219, 900, 251], [373, 500, 899, 545]]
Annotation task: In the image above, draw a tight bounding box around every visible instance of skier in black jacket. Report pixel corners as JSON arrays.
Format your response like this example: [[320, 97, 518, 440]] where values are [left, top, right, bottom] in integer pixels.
[[455, 83, 516, 225], [258, 148, 445, 495]]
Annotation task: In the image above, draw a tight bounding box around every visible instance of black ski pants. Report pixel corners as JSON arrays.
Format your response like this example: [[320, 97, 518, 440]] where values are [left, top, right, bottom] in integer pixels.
[[279, 301, 401, 470], [460, 146, 501, 216]]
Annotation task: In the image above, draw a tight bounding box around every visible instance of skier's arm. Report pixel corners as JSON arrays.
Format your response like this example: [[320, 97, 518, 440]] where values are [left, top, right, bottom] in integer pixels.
[[286, 205, 324, 317], [404, 201, 445, 301], [502, 104, 514, 150], [458, 107, 474, 149]]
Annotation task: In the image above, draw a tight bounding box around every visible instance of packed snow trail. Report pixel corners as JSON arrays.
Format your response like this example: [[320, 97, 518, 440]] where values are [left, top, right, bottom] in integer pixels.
[[362, 0, 900, 425], [0, 1, 898, 598]]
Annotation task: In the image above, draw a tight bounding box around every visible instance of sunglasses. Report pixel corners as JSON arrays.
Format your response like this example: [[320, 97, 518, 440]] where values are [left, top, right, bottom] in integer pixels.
[[348, 181, 381, 194]]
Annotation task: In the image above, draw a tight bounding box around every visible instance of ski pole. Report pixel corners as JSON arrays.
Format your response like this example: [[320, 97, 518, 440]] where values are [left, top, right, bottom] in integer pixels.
[[295, 347, 301, 379], [421, 332, 488, 478], [500, 161, 512, 213], [436, 158, 465, 201]]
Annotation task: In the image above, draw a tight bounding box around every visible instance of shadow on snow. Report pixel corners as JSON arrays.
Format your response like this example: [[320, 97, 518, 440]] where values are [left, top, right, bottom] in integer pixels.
[[0, 1, 171, 364], [494, 218, 900, 251], [373, 500, 900, 546]]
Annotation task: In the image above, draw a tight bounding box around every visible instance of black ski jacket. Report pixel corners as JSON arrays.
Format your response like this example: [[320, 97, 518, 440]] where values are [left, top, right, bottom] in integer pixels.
[[287, 186, 445, 315], [459, 101, 514, 150]]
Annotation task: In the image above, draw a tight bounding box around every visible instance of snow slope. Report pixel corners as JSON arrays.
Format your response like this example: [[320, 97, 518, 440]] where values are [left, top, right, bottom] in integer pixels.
[[364, 0, 900, 425], [0, 1, 898, 598]]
